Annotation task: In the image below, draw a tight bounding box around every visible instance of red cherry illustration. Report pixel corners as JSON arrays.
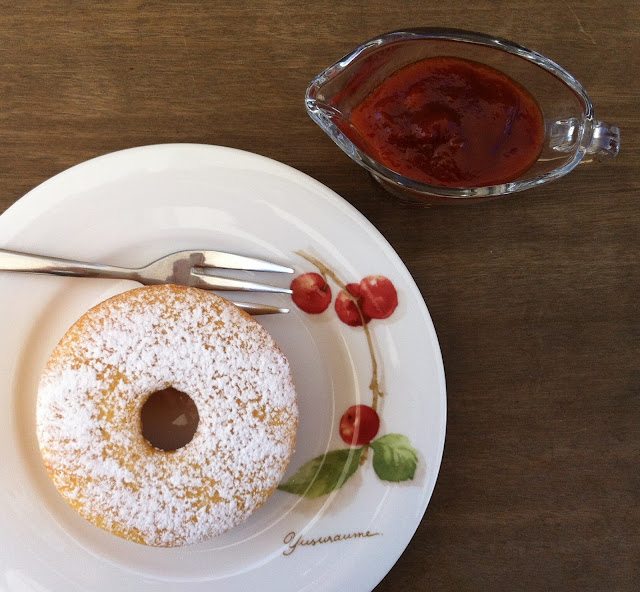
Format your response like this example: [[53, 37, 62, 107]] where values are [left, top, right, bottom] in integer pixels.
[[339, 404, 380, 446], [290, 272, 332, 314], [358, 275, 398, 319], [335, 283, 371, 326]]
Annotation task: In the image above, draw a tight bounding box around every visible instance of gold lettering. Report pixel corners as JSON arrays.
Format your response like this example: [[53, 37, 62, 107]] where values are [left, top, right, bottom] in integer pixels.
[[282, 530, 381, 556], [282, 531, 301, 556]]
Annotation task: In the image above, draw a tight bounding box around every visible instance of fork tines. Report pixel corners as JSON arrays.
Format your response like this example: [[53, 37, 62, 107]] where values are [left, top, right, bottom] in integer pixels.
[[189, 250, 293, 295], [196, 250, 294, 274]]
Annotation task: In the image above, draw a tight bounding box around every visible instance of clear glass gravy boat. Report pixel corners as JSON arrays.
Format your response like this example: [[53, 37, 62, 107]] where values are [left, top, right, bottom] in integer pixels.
[[306, 29, 620, 204]]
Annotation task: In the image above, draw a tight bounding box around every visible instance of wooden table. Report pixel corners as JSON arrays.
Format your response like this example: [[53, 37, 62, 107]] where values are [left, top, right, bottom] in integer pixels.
[[1, 2, 637, 590]]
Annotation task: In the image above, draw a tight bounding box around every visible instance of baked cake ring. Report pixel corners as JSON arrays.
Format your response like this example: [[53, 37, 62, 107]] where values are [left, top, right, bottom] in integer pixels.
[[36, 284, 298, 547]]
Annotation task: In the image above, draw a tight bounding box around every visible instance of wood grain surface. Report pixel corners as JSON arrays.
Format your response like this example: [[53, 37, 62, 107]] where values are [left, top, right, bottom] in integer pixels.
[[1, 1, 638, 591]]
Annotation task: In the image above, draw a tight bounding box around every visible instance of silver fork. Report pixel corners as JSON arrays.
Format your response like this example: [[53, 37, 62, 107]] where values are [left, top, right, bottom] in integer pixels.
[[0, 248, 294, 315]]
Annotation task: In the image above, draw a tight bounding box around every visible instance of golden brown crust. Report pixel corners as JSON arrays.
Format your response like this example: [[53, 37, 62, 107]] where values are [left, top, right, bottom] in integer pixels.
[[36, 285, 298, 546]]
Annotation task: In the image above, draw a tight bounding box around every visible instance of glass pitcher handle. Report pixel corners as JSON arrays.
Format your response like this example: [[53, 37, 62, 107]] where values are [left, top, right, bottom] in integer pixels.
[[550, 119, 621, 158], [586, 120, 621, 158]]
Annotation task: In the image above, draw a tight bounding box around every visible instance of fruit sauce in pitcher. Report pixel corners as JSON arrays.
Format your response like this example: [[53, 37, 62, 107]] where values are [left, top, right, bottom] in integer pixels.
[[345, 56, 545, 188]]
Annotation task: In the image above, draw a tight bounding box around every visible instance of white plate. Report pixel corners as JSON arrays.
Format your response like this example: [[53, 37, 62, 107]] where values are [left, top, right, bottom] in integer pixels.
[[0, 144, 446, 592]]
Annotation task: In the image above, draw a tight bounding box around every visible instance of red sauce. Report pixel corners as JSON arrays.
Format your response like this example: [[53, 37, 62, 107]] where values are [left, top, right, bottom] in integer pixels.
[[347, 56, 545, 187]]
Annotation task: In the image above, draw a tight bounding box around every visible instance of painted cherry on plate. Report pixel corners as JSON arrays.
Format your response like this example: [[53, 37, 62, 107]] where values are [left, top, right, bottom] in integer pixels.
[[339, 405, 380, 446], [290, 272, 332, 314], [359, 275, 398, 320], [335, 283, 371, 326]]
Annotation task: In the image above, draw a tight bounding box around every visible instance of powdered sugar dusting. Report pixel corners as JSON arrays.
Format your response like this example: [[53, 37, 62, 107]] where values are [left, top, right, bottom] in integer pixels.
[[36, 285, 298, 547]]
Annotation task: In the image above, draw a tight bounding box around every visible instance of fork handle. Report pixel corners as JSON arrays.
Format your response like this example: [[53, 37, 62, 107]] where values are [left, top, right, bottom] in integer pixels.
[[0, 249, 288, 315], [0, 249, 136, 280]]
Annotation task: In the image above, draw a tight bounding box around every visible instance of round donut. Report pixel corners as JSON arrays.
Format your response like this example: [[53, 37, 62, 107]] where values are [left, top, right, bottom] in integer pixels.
[[36, 284, 298, 547]]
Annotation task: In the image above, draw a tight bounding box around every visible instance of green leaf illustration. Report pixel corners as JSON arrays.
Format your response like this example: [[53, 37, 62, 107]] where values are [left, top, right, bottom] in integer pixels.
[[370, 434, 418, 482], [278, 447, 363, 498]]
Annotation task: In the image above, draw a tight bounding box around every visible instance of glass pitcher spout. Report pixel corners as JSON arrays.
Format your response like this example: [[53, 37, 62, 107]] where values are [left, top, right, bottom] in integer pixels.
[[586, 120, 621, 159]]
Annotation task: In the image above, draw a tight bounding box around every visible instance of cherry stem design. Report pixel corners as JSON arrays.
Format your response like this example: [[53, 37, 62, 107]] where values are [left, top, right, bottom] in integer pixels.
[[295, 250, 383, 466]]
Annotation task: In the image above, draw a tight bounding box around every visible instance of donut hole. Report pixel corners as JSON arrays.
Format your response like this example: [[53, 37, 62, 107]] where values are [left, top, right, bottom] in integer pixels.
[[140, 387, 199, 451]]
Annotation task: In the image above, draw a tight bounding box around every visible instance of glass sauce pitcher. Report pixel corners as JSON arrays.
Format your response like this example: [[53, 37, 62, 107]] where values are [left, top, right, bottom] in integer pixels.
[[306, 29, 620, 204]]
